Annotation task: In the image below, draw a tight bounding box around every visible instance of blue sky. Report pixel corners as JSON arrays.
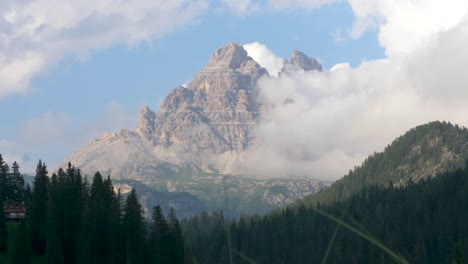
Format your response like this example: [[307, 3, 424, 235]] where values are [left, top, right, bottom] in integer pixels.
[[1, 0, 467, 177]]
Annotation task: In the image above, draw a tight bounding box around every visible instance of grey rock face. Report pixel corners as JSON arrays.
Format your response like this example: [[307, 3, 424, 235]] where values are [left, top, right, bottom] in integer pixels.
[[281, 50, 322, 74], [153, 43, 268, 158]]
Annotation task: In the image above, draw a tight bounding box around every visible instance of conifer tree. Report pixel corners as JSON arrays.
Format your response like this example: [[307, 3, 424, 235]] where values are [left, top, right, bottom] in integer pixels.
[[0, 155, 8, 201], [46, 172, 64, 264], [10, 161, 25, 202], [89, 172, 120, 264], [149, 205, 169, 263], [76, 176, 91, 264], [123, 188, 145, 264], [168, 207, 184, 264], [29, 160, 49, 255]]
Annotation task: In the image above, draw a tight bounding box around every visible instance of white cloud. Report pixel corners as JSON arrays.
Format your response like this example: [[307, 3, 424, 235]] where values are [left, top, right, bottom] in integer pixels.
[[268, 0, 341, 10], [247, 11, 468, 180], [347, 0, 468, 56], [329, 62, 350, 72], [0, 0, 209, 98], [221, 0, 259, 14], [244, 42, 284, 77]]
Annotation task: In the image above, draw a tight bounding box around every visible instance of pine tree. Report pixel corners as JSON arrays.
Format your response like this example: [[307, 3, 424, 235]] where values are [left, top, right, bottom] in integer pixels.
[[168, 207, 184, 264], [29, 160, 49, 255], [76, 176, 91, 264], [12, 221, 32, 264], [89, 172, 120, 264], [0, 155, 8, 201], [46, 172, 64, 264], [123, 188, 144, 264], [149, 205, 169, 263], [9, 162, 25, 202]]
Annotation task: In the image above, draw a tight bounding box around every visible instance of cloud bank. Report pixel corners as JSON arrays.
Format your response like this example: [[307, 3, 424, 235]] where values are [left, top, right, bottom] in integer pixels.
[[245, 3, 468, 180]]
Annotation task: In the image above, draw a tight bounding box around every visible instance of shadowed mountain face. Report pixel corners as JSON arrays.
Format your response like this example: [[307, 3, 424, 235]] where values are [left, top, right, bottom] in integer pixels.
[[64, 43, 322, 180]]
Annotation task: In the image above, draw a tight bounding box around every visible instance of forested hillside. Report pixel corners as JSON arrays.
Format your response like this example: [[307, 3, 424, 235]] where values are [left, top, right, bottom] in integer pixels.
[[183, 163, 468, 263], [0, 154, 184, 264], [305, 121, 468, 205]]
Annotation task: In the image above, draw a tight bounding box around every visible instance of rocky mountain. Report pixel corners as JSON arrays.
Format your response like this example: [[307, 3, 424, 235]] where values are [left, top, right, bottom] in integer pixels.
[[303, 121, 468, 206], [281, 50, 322, 75], [62, 42, 325, 215]]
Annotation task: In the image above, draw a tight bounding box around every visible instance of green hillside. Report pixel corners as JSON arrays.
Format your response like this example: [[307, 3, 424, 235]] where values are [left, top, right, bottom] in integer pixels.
[[304, 121, 468, 205]]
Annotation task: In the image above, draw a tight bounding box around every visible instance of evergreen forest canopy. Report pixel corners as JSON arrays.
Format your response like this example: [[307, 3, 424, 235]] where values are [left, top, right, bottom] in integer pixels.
[[183, 163, 468, 263], [0, 154, 184, 264]]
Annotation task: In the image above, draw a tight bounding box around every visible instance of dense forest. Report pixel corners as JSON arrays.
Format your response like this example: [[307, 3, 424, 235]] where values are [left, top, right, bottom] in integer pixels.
[[0, 154, 184, 264], [183, 163, 468, 263]]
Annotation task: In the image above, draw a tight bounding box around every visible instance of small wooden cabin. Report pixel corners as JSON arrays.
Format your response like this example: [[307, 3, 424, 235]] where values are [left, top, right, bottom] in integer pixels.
[[3, 200, 26, 221]]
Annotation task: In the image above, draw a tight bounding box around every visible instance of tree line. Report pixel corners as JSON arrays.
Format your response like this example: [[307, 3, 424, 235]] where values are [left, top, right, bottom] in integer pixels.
[[183, 162, 468, 263], [0, 154, 184, 264]]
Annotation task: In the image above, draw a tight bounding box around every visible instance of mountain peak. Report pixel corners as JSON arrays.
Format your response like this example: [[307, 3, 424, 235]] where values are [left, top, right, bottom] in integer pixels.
[[206, 42, 251, 69], [135, 105, 156, 140], [281, 50, 322, 73]]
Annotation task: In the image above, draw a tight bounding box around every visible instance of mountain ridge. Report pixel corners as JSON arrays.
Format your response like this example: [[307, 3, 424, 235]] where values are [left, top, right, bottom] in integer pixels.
[[303, 121, 468, 205]]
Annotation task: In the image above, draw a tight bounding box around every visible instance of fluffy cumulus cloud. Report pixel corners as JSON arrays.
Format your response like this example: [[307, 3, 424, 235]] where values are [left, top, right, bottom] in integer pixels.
[[244, 42, 284, 76], [246, 2, 468, 180], [347, 0, 468, 56], [0, 0, 209, 98]]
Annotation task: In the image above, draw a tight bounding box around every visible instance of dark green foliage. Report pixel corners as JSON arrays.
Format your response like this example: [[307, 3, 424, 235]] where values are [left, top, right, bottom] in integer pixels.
[[306, 121, 468, 205], [12, 222, 31, 264], [0, 154, 184, 263], [89, 172, 117, 264], [29, 160, 49, 255], [0, 155, 7, 253], [149, 205, 169, 263], [123, 189, 145, 264], [167, 208, 184, 264], [9, 162, 25, 202], [184, 165, 468, 263], [0, 205, 6, 252], [0, 154, 8, 202]]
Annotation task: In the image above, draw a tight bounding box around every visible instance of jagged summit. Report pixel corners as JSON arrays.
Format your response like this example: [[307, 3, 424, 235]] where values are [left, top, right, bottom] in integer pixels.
[[281, 49, 322, 74], [206, 42, 250, 69], [188, 42, 268, 92]]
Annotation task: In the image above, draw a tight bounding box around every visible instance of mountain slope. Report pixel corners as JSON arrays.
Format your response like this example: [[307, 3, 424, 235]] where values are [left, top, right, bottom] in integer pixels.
[[304, 121, 468, 205]]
